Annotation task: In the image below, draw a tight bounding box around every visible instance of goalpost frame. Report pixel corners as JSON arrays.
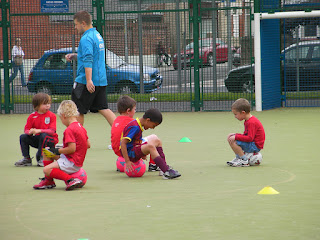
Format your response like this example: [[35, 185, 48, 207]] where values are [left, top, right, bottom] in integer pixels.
[[254, 10, 320, 111]]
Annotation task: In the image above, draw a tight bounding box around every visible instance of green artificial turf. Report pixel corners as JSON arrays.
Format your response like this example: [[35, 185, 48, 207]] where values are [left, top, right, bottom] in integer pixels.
[[1, 108, 319, 240]]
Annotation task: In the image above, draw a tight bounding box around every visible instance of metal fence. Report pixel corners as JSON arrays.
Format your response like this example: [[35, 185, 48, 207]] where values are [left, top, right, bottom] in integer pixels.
[[282, 16, 320, 107], [1, 0, 256, 114]]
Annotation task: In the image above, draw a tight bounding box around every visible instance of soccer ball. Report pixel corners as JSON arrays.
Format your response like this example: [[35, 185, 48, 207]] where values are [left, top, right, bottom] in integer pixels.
[[116, 157, 126, 172], [248, 152, 263, 166], [124, 159, 146, 177], [65, 168, 87, 187]]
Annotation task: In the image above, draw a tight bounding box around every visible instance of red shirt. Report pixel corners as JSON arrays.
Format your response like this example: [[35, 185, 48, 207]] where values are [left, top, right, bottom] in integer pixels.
[[111, 115, 133, 156], [24, 111, 58, 144], [235, 115, 265, 150], [63, 122, 88, 167]]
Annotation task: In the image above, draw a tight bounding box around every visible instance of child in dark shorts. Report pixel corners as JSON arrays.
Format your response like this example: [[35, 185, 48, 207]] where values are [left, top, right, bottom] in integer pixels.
[[14, 93, 58, 167], [120, 108, 181, 179]]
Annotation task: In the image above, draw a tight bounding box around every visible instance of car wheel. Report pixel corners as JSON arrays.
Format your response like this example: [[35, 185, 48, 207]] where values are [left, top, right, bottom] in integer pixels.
[[242, 80, 254, 93], [208, 54, 214, 66], [36, 84, 52, 95], [117, 83, 136, 94]]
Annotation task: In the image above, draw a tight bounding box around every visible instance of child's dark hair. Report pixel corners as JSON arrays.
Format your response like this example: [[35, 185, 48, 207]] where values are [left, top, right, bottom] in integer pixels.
[[143, 108, 162, 124], [231, 98, 251, 113], [32, 93, 51, 111], [117, 95, 136, 114]]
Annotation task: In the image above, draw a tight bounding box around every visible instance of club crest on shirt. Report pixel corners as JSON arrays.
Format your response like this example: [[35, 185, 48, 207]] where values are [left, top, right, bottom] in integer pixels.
[[45, 117, 50, 124]]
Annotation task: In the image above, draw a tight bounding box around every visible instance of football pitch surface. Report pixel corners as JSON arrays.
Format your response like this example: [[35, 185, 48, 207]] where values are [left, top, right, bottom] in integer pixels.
[[1, 108, 319, 240]]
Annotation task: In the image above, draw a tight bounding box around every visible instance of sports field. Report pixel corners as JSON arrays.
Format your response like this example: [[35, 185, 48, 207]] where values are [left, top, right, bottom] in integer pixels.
[[1, 108, 319, 240]]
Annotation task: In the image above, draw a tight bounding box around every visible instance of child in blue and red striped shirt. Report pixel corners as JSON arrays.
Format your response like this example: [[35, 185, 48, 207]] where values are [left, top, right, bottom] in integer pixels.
[[120, 108, 181, 179]]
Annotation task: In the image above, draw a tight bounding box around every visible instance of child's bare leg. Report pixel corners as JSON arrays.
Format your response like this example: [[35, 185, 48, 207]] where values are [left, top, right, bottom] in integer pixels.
[[228, 137, 244, 157], [99, 109, 116, 126], [43, 157, 73, 182]]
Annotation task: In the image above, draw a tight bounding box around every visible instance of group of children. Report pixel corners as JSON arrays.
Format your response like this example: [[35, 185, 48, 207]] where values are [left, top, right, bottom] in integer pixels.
[[15, 93, 265, 190]]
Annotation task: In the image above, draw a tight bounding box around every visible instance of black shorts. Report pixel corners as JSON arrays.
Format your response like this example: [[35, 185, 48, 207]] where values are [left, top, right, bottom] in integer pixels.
[[71, 82, 109, 114]]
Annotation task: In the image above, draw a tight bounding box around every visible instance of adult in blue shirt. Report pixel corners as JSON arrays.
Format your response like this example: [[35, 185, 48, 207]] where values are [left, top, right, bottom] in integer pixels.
[[66, 10, 115, 126]]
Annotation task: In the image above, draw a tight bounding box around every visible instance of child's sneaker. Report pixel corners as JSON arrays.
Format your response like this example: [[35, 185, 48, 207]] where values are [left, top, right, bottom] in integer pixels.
[[33, 178, 56, 189], [148, 163, 160, 172], [65, 178, 83, 191], [14, 157, 32, 167], [231, 158, 249, 167], [226, 157, 239, 166], [162, 169, 181, 179]]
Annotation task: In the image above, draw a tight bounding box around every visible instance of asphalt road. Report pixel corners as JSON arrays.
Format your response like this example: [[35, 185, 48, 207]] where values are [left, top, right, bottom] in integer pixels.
[[158, 62, 230, 93]]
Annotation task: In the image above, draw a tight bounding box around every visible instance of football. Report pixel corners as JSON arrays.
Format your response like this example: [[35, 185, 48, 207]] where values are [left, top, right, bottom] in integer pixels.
[[65, 168, 87, 187], [124, 159, 146, 177], [116, 157, 125, 172], [248, 152, 263, 166]]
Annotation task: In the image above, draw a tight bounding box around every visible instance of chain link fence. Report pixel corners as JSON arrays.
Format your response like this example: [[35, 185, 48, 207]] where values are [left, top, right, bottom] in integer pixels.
[[1, 0, 256, 114]]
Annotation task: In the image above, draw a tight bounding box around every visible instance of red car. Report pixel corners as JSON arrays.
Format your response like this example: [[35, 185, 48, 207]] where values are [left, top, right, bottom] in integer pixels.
[[172, 38, 236, 70]]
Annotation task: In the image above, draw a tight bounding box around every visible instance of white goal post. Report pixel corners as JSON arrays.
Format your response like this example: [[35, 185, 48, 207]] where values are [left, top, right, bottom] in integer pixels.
[[254, 10, 320, 111]]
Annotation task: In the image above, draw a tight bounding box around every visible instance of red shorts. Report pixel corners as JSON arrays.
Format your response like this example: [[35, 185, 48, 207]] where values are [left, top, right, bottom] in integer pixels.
[[126, 142, 147, 162]]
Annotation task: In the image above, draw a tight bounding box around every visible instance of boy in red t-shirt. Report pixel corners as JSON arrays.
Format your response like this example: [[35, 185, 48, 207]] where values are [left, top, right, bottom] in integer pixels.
[[111, 95, 158, 171], [15, 93, 59, 167], [227, 98, 265, 167], [33, 100, 91, 191], [111, 96, 136, 157]]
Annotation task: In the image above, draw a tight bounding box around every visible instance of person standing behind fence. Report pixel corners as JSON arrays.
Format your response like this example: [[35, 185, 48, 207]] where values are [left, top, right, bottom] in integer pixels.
[[9, 38, 26, 87], [65, 10, 115, 127]]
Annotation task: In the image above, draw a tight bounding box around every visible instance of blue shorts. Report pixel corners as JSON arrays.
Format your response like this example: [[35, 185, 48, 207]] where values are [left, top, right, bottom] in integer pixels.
[[236, 141, 260, 153]]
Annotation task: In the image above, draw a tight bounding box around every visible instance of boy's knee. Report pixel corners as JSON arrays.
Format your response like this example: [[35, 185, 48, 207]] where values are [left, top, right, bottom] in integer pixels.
[[20, 134, 29, 141]]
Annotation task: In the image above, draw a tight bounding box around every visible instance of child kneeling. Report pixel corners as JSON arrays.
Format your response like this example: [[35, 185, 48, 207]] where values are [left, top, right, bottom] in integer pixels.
[[33, 100, 90, 191]]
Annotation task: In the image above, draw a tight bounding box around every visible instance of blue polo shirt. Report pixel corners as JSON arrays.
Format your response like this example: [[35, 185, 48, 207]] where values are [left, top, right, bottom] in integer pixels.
[[75, 28, 107, 86]]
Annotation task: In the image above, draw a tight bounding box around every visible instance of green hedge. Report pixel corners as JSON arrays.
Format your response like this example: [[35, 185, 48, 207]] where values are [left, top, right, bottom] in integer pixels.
[[2, 91, 319, 104]]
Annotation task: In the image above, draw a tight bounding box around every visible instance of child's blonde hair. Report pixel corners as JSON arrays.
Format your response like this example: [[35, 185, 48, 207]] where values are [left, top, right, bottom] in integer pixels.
[[57, 100, 79, 117]]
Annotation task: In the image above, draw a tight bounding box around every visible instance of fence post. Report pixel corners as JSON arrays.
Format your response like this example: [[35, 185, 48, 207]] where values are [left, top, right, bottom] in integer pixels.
[[190, 0, 201, 111], [1, 0, 12, 113], [94, 0, 104, 36]]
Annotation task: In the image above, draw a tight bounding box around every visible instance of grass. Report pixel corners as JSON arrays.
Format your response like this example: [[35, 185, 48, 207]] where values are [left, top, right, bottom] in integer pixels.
[[1, 108, 320, 240], [3, 91, 320, 104]]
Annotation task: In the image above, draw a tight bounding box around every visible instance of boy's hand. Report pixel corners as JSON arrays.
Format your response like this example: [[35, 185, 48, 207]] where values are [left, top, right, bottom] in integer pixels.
[[43, 147, 60, 158], [125, 161, 134, 172]]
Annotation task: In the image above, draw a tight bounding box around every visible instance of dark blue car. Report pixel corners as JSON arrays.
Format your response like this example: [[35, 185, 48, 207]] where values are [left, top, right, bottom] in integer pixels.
[[27, 48, 163, 95], [225, 40, 320, 93]]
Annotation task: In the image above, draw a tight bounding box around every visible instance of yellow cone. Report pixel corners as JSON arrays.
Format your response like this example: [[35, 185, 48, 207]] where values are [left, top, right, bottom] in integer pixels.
[[257, 186, 279, 195]]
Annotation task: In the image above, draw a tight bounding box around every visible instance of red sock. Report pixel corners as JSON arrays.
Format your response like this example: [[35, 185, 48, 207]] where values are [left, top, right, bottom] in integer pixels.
[[43, 160, 53, 167], [153, 156, 169, 173], [149, 156, 156, 165], [156, 147, 166, 160], [49, 168, 72, 182]]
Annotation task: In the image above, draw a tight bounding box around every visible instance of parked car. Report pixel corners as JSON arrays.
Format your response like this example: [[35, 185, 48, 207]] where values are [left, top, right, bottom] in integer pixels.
[[172, 38, 236, 70], [224, 40, 320, 93], [27, 48, 163, 95]]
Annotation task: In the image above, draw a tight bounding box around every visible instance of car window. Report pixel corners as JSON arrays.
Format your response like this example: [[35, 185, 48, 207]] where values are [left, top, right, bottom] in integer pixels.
[[43, 53, 67, 69], [106, 50, 126, 68], [285, 46, 309, 61], [312, 46, 320, 59]]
